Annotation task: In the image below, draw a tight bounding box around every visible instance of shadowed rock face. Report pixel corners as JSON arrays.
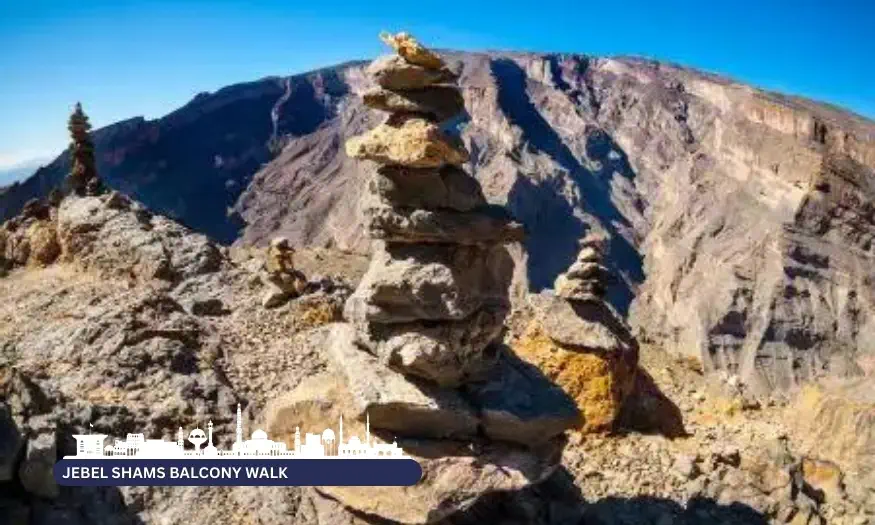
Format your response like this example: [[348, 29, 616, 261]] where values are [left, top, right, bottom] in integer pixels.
[[4, 51, 875, 392]]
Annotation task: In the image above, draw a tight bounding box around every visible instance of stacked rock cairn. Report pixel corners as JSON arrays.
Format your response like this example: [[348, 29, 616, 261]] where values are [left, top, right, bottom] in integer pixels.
[[517, 233, 640, 433], [302, 33, 582, 523], [554, 234, 614, 302], [261, 237, 308, 308]]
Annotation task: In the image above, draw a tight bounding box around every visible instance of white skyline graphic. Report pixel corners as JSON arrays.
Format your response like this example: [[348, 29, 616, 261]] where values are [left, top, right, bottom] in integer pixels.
[[68, 404, 407, 459]]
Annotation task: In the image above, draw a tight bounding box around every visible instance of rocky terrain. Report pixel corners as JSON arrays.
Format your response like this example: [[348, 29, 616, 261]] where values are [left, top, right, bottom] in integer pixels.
[[3, 48, 873, 394], [1, 34, 874, 525], [1, 189, 873, 524]]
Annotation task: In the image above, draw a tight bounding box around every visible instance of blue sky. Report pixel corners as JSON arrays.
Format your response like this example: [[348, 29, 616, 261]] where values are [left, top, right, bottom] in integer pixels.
[[1, 0, 873, 181]]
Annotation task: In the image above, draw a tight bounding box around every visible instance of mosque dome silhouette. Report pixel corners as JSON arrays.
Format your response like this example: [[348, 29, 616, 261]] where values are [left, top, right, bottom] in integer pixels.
[[188, 429, 206, 441], [322, 429, 335, 441], [251, 429, 268, 440]]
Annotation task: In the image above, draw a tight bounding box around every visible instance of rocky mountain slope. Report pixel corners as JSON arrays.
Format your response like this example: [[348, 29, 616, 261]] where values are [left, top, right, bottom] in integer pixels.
[[2, 51, 874, 395], [1, 190, 873, 524]]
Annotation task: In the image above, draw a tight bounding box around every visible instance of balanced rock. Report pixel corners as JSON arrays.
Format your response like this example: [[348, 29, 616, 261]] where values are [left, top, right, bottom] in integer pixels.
[[354, 305, 506, 386], [326, 324, 478, 439], [345, 116, 468, 168], [365, 204, 526, 245], [369, 165, 486, 212], [343, 242, 513, 324], [362, 86, 465, 124], [379, 31, 446, 70], [466, 348, 581, 446], [367, 55, 456, 91]]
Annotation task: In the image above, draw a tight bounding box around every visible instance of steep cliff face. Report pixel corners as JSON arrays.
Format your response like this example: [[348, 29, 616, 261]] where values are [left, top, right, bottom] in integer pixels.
[[235, 52, 875, 393], [3, 51, 874, 392]]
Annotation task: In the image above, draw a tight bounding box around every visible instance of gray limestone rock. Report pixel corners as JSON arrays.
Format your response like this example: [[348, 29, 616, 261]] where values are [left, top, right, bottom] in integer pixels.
[[57, 195, 223, 283], [344, 243, 514, 324], [362, 85, 465, 123], [365, 204, 526, 246], [367, 55, 457, 91], [353, 305, 507, 387], [317, 436, 564, 524], [326, 324, 479, 439], [466, 349, 581, 446], [369, 165, 486, 212], [536, 293, 637, 354], [19, 432, 59, 499]]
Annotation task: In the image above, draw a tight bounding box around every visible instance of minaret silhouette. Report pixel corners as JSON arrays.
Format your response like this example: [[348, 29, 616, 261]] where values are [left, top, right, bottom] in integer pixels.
[[177, 427, 184, 449], [236, 403, 243, 448], [207, 420, 214, 447], [294, 426, 301, 454]]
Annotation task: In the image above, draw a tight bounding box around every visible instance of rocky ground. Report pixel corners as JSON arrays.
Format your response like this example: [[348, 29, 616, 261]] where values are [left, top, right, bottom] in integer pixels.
[[1, 211, 873, 524]]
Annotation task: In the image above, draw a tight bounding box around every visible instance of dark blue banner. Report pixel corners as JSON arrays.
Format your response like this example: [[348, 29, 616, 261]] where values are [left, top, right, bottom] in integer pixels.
[[55, 459, 423, 486]]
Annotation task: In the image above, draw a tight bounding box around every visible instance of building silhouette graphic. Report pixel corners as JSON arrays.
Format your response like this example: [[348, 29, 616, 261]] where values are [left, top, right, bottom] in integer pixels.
[[68, 404, 406, 460]]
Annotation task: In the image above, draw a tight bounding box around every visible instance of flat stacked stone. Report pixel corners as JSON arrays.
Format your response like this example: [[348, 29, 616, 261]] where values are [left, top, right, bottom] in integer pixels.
[[264, 32, 580, 524]]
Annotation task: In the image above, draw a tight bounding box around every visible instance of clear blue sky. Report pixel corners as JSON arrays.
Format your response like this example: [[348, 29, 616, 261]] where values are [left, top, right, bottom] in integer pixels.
[[1, 0, 873, 176]]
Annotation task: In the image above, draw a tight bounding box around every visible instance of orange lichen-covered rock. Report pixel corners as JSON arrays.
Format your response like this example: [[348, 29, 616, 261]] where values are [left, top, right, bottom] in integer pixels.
[[513, 321, 637, 433]]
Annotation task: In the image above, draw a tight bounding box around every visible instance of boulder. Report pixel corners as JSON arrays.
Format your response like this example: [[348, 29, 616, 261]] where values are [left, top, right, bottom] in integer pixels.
[[369, 165, 486, 212], [345, 116, 468, 168], [325, 324, 478, 439], [365, 205, 526, 245], [317, 437, 563, 524], [57, 195, 223, 283], [792, 381, 875, 478], [536, 293, 636, 353], [24, 221, 60, 267], [367, 55, 456, 91], [801, 458, 845, 503], [512, 320, 637, 433], [362, 86, 464, 123], [354, 305, 507, 387], [465, 348, 581, 446], [343, 243, 514, 324], [378, 31, 446, 70], [18, 432, 59, 499]]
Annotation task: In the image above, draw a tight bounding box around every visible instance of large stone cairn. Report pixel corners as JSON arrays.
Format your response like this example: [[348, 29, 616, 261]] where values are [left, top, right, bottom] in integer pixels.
[[515, 233, 640, 433], [344, 31, 528, 387], [266, 33, 580, 524]]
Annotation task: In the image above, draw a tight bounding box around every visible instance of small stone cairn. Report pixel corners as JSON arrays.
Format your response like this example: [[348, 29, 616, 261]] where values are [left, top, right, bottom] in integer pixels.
[[267, 33, 580, 523], [516, 233, 640, 433], [261, 237, 307, 308], [554, 234, 614, 302]]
